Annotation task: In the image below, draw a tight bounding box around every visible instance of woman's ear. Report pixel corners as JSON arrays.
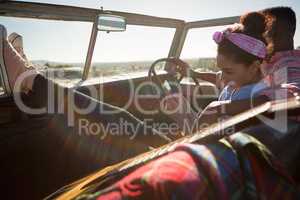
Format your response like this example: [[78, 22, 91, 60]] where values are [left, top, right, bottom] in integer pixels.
[[250, 60, 263, 77], [253, 60, 263, 78]]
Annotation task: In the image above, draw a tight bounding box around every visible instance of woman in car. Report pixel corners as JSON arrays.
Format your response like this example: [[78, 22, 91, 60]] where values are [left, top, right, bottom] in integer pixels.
[[67, 8, 300, 200], [197, 6, 300, 180]]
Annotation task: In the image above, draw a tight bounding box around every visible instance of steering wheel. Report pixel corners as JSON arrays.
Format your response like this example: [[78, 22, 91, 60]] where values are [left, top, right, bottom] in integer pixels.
[[148, 57, 200, 97]]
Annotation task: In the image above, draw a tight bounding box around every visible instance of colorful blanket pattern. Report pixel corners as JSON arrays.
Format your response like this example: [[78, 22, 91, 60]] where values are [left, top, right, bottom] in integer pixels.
[[78, 133, 299, 200]]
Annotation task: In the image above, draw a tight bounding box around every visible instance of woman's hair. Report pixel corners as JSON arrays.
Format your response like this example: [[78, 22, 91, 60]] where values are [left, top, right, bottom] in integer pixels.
[[217, 12, 267, 66]]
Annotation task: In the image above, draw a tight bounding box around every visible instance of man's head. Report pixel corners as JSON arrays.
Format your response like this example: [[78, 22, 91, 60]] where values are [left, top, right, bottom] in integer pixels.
[[261, 7, 296, 52]]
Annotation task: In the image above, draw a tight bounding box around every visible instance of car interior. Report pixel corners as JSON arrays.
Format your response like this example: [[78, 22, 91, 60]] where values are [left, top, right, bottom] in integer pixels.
[[0, 1, 299, 200]]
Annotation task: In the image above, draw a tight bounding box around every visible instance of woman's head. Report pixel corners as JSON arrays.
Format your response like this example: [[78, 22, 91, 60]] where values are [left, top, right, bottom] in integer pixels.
[[214, 12, 267, 87]]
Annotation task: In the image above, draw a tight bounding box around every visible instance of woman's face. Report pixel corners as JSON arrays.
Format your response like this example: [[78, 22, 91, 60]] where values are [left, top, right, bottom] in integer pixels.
[[217, 54, 259, 87]]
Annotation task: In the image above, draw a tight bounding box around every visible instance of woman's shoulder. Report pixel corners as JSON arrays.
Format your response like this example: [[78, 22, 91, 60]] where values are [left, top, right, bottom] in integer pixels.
[[232, 81, 267, 101]]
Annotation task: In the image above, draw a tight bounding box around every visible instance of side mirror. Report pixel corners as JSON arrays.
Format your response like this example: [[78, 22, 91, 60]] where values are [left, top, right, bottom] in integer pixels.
[[97, 14, 126, 32]]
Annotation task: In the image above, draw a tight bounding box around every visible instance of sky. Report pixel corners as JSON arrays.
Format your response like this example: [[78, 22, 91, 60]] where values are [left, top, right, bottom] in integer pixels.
[[1, 0, 300, 63]]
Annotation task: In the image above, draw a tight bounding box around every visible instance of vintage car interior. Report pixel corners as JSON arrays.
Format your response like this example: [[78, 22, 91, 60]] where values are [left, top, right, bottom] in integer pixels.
[[1, 1, 299, 200]]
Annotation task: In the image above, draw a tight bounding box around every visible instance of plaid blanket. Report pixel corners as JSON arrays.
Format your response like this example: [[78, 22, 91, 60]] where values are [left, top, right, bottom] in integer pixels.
[[78, 133, 299, 200]]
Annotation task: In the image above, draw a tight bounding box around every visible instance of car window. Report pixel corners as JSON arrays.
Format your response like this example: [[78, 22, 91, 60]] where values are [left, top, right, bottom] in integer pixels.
[[180, 26, 229, 72], [0, 16, 92, 86], [89, 25, 176, 79]]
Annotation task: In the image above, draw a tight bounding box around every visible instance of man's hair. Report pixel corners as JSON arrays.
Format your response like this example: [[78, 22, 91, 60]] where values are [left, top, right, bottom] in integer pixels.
[[262, 6, 296, 37], [261, 7, 296, 53]]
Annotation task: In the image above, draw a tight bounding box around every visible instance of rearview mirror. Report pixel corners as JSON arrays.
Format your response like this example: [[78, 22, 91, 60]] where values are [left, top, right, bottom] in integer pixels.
[[97, 14, 126, 32]]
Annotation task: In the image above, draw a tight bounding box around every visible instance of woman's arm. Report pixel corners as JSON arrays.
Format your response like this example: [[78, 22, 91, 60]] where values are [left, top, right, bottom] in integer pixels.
[[195, 95, 270, 130], [167, 58, 224, 88], [193, 71, 217, 84], [192, 71, 224, 89]]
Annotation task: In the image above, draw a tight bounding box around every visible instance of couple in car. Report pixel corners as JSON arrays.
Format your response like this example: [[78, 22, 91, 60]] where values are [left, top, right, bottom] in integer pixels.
[[2, 6, 300, 199]]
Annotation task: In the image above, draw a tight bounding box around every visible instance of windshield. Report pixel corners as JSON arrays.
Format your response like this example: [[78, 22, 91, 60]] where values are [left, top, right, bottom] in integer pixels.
[[89, 25, 176, 80], [0, 16, 176, 84]]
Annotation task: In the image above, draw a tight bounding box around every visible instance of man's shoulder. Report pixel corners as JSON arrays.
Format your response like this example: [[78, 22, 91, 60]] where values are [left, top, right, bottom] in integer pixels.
[[273, 50, 300, 69]]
